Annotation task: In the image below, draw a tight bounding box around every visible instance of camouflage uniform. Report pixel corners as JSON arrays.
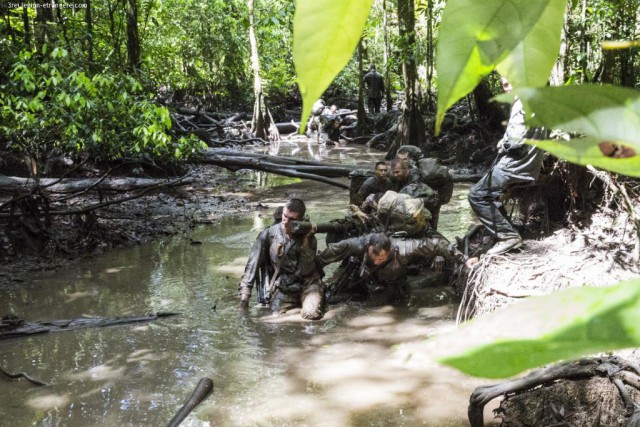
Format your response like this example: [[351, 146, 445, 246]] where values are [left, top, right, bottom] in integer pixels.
[[355, 175, 394, 207], [318, 232, 456, 304], [363, 69, 385, 113], [468, 98, 544, 240], [239, 222, 323, 320]]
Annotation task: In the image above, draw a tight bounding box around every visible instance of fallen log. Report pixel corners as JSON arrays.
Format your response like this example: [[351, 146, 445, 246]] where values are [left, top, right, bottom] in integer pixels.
[[0, 312, 179, 340], [199, 149, 353, 188], [167, 377, 214, 427], [199, 148, 476, 184], [0, 175, 195, 194], [201, 148, 359, 170]]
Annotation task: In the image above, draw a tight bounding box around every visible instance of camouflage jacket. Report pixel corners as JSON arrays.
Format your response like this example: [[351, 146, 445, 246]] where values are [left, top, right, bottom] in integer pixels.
[[239, 223, 318, 292], [318, 232, 456, 286]]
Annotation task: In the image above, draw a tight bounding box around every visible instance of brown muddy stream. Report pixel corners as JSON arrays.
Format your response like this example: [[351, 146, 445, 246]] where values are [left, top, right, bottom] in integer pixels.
[[0, 141, 494, 426]]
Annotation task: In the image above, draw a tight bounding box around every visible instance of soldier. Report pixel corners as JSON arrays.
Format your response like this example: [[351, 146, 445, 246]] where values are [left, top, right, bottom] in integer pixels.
[[238, 199, 324, 320], [468, 77, 545, 255], [354, 161, 394, 207], [389, 158, 440, 227], [395, 145, 454, 229], [318, 232, 459, 304], [363, 64, 385, 114]]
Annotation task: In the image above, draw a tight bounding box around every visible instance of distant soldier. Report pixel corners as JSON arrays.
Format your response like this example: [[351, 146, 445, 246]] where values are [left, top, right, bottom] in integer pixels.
[[363, 64, 385, 114]]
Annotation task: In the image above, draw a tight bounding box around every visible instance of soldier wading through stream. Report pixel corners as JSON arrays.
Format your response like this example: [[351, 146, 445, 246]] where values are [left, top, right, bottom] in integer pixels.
[[238, 198, 324, 320]]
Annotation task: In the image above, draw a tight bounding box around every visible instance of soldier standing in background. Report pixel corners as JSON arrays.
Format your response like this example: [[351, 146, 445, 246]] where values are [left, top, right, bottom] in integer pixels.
[[363, 64, 385, 114]]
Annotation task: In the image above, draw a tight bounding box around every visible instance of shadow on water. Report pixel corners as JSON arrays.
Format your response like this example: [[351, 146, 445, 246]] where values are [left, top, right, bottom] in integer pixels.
[[0, 141, 488, 426]]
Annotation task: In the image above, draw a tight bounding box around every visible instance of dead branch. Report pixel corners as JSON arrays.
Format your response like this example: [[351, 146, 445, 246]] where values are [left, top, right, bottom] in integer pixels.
[[0, 312, 179, 340], [0, 366, 50, 386], [0, 174, 194, 194], [167, 377, 214, 427], [0, 175, 193, 217]]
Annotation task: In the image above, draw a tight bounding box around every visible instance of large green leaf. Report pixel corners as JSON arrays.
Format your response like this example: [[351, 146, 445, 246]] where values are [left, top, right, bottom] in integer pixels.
[[429, 279, 640, 379], [293, 0, 373, 133], [496, 0, 567, 89], [534, 137, 640, 177], [509, 85, 640, 177], [435, 0, 551, 134]]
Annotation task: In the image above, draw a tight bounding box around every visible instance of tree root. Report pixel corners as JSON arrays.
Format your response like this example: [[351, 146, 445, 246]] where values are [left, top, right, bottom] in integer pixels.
[[469, 356, 640, 427]]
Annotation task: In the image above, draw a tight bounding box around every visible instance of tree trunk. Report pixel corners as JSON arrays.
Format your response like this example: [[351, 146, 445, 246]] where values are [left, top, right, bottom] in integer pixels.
[[549, 8, 567, 86], [618, 1, 635, 88], [0, 313, 179, 340], [579, 0, 588, 83], [472, 79, 506, 132], [126, 0, 140, 72], [35, 0, 54, 54], [424, 0, 435, 114], [382, 0, 393, 111], [22, 5, 31, 48], [85, 0, 94, 67], [356, 38, 367, 136], [4, 7, 14, 43], [394, 0, 425, 153], [107, 0, 122, 66], [248, 0, 279, 142], [54, 0, 71, 51]]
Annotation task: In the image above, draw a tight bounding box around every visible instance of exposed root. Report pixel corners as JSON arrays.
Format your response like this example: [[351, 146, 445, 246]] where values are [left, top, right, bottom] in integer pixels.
[[471, 355, 640, 427]]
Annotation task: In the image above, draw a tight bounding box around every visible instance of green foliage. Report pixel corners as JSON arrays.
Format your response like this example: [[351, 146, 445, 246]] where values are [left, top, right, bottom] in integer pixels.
[[0, 49, 204, 170], [431, 278, 640, 378], [495, 0, 566, 90], [506, 85, 640, 177], [293, 0, 374, 133], [141, 0, 252, 108], [434, 0, 565, 133]]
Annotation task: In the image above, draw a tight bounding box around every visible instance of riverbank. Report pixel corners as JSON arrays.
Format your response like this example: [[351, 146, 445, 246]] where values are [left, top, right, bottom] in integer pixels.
[[0, 164, 259, 284]]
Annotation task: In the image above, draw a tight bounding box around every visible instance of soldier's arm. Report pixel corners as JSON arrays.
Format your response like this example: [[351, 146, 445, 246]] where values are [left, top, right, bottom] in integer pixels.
[[317, 237, 363, 268]]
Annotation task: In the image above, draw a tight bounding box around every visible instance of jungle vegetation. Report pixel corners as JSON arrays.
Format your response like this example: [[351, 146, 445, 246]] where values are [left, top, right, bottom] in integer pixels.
[[2, 0, 640, 379]]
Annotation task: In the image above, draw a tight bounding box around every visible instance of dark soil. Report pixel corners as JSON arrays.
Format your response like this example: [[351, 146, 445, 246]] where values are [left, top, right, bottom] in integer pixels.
[[0, 165, 258, 283]]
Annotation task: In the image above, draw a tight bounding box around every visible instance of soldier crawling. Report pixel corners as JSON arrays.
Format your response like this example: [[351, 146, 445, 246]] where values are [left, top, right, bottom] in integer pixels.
[[238, 198, 324, 320], [317, 232, 460, 305]]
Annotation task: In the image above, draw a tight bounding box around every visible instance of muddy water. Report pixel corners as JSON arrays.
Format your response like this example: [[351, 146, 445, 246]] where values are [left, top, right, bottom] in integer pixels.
[[0, 141, 491, 426]]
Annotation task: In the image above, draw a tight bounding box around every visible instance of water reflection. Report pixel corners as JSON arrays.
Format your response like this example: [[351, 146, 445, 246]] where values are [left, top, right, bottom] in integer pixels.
[[0, 141, 484, 426]]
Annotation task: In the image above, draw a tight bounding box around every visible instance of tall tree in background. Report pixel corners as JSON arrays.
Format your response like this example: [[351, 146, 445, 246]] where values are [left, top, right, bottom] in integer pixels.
[[357, 38, 367, 136], [382, 0, 393, 111], [34, 0, 54, 53], [394, 0, 424, 151], [423, 0, 435, 113], [85, 0, 94, 67], [248, 0, 279, 141], [126, 0, 140, 71], [22, 5, 31, 48]]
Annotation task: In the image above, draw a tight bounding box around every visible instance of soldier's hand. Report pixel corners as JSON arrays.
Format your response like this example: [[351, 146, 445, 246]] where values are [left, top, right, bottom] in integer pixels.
[[431, 256, 445, 274]]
